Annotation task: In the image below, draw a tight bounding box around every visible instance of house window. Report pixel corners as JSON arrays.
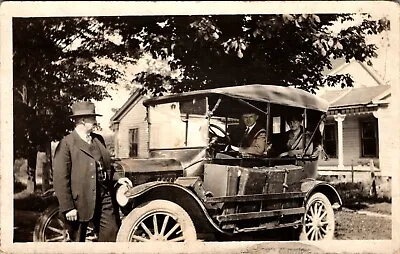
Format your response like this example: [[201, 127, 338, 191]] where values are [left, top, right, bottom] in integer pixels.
[[129, 128, 139, 157], [323, 124, 337, 158], [272, 117, 281, 134], [361, 120, 378, 157]]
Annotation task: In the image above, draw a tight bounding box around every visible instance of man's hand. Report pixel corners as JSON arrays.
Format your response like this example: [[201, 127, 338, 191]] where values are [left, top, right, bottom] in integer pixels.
[[117, 177, 133, 188], [287, 150, 296, 156], [280, 150, 299, 157], [230, 145, 239, 152], [279, 151, 289, 157], [65, 209, 78, 221]]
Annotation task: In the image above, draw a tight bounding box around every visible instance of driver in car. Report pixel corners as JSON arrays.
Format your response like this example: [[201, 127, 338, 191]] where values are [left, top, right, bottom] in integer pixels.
[[230, 112, 268, 156]]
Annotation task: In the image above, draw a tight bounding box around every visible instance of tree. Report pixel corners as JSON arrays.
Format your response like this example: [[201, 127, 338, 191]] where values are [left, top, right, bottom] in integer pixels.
[[13, 17, 140, 193], [99, 14, 389, 95]]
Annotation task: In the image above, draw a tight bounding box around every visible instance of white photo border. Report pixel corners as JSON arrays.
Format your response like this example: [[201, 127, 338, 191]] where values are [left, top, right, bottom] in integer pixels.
[[1, 1, 399, 253]]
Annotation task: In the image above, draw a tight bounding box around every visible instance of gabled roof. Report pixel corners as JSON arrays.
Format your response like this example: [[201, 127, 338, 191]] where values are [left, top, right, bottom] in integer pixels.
[[110, 88, 144, 122], [319, 89, 350, 104], [321, 58, 348, 76], [323, 58, 388, 87], [320, 85, 391, 109]]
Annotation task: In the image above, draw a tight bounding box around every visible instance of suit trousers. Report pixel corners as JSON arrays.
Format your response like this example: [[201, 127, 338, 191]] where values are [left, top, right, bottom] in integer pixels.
[[64, 184, 120, 242]]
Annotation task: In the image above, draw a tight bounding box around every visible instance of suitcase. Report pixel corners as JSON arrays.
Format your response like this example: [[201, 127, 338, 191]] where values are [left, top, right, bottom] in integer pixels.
[[237, 167, 267, 213], [203, 164, 240, 197], [203, 164, 240, 215], [238, 167, 267, 195]]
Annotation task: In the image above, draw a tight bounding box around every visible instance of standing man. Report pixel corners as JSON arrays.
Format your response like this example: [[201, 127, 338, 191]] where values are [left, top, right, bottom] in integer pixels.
[[53, 101, 132, 242]]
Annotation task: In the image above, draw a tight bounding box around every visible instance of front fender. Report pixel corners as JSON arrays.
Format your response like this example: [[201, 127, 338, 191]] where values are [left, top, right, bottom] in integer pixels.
[[301, 179, 342, 210], [117, 181, 229, 236], [121, 181, 161, 201]]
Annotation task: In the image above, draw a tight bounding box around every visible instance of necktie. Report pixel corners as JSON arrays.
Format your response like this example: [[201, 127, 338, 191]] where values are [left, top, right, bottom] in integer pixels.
[[245, 127, 250, 135]]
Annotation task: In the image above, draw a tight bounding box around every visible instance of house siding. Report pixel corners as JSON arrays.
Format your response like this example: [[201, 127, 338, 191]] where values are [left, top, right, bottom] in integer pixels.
[[342, 115, 361, 166], [114, 98, 149, 158], [320, 114, 379, 168]]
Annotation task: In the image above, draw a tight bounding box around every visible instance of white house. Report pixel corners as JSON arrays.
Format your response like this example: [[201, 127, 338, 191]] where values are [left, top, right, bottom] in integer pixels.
[[317, 59, 393, 180], [109, 89, 149, 159]]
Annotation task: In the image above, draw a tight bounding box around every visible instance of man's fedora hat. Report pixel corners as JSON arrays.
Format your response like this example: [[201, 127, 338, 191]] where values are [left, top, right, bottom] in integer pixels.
[[70, 101, 102, 118]]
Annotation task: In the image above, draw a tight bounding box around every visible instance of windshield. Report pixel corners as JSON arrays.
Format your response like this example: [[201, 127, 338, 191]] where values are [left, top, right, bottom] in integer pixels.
[[148, 98, 208, 149]]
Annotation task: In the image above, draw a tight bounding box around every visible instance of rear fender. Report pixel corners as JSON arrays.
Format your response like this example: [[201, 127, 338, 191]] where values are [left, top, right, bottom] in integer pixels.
[[301, 179, 342, 210], [120, 181, 229, 236]]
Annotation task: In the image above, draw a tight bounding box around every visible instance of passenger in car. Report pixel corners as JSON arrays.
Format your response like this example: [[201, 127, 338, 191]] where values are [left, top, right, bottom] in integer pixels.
[[280, 114, 313, 157], [230, 112, 268, 156]]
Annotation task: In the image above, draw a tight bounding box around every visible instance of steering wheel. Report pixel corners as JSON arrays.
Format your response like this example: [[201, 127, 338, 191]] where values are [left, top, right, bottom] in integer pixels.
[[208, 123, 231, 153]]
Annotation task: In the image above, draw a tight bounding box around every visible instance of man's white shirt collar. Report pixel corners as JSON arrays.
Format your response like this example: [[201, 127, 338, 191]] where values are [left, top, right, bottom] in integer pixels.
[[75, 128, 91, 144], [246, 123, 256, 133]]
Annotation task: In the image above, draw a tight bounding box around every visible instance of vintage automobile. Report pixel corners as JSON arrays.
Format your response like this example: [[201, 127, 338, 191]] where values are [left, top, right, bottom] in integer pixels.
[[33, 84, 342, 242]]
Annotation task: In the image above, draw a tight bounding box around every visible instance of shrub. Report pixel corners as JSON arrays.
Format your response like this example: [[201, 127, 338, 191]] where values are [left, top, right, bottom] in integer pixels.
[[331, 181, 391, 208], [333, 182, 367, 205]]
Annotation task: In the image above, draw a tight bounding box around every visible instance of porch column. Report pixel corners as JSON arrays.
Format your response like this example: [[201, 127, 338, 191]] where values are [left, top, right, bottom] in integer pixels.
[[334, 113, 346, 170], [373, 108, 387, 176]]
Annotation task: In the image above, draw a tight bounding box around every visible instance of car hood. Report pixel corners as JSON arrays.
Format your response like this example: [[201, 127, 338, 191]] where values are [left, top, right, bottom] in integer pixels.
[[115, 158, 183, 173]]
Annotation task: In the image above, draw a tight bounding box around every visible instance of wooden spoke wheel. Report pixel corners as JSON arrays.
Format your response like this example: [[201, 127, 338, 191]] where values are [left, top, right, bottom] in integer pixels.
[[33, 205, 69, 242], [33, 205, 97, 242], [116, 200, 197, 242], [300, 192, 335, 241]]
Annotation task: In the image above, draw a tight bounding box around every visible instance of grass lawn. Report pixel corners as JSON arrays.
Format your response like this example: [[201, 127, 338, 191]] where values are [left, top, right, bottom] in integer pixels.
[[335, 203, 391, 240]]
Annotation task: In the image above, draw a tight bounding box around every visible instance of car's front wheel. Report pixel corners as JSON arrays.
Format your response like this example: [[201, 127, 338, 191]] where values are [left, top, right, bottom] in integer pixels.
[[116, 200, 197, 242], [300, 192, 335, 241]]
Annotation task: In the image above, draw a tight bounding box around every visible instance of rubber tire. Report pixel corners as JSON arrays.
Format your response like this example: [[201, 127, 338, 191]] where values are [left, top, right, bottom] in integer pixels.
[[116, 200, 197, 242], [33, 205, 67, 242], [33, 205, 97, 242], [300, 192, 335, 241]]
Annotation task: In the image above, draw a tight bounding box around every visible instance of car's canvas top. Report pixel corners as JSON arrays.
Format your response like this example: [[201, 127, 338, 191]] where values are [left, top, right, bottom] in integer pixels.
[[143, 84, 330, 112]]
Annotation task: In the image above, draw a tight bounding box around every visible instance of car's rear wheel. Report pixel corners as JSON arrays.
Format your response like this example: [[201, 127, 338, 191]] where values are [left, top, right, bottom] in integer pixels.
[[300, 192, 335, 241], [116, 200, 197, 242], [33, 205, 69, 242], [33, 205, 97, 242]]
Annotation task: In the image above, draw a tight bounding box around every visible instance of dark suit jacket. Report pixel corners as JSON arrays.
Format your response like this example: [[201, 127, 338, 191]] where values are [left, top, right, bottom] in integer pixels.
[[239, 123, 267, 155], [53, 130, 115, 222]]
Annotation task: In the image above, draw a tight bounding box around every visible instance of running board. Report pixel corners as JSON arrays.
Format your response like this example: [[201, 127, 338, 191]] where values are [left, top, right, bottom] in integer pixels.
[[235, 220, 302, 233], [205, 192, 305, 204], [215, 207, 305, 222]]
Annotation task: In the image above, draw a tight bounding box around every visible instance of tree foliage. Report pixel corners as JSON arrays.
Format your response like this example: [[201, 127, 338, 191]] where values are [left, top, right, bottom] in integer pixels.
[[99, 14, 389, 96], [13, 17, 136, 158]]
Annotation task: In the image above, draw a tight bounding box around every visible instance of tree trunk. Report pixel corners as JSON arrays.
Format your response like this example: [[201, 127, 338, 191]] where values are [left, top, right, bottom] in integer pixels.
[[21, 83, 37, 193], [41, 142, 52, 192], [26, 151, 37, 193]]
